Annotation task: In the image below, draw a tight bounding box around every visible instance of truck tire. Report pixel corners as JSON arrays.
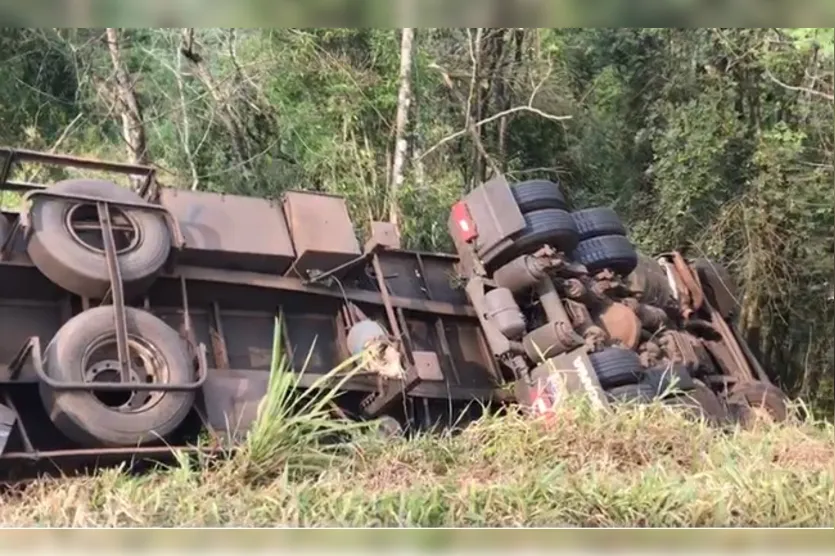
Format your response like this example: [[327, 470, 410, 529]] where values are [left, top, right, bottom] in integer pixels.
[[727, 381, 789, 427], [606, 382, 657, 404], [510, 180, 567, 213], [641, 363, 696, 396], [589, 347, 644, 389], [572, 235, 638, 276], [39, 305, 196, 448], [571, 207, 627, 241], [693, 258, 739, 319], [664, 380, 728, 425], [510, 208, 580, 256], [27, 179, 172, 299]]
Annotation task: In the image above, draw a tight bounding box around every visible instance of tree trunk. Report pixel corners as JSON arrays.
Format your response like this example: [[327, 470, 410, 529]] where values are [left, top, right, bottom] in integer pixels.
[[389, 28, 415, 229], [104, 28, 148, 170]]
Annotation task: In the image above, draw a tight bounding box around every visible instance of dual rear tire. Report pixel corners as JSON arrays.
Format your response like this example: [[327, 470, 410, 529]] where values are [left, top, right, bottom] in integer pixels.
[[570, 207, 637, 276]]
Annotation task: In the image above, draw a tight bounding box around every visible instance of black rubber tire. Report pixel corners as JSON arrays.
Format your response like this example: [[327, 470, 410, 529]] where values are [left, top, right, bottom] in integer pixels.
[[727, 381, 789, 427], [39, 305, 196, 448], [641, 363, 696, 397], [589, 347, 644, 389], [693, 258, 740, 319], [665, 380, 729, 425], [27, 179, 172, 299], [606, 382, 657, 404], [510, 208, 580, 256], [572, 235, 638, 276], [510, 180, 567, 213], [571, 207, 627, 241]]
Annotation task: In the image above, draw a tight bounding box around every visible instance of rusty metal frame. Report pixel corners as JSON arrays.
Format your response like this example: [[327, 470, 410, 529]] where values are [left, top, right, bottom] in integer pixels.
[[4, 187, 203, 395], [0, 147, 156, 194], [20, 189, 185, 249], [0, 444, 217, 463], [7, 335, 208, 392], [659, 252, 758, 383], [18, 189, 188, 391]]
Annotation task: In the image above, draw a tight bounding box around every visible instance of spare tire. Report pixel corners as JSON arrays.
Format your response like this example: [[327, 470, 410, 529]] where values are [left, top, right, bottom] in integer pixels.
[[571, 207, 627, 241], [39, 305, 196, 448], [510, 180, 567, 213], [572, 235, 638, 276], [509, 208, 579, 256], [589, 347, 644, 389], [27, 179, 171, 299]]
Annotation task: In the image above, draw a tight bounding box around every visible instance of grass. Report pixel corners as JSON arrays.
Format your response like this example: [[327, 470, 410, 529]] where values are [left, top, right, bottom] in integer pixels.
[[0, 319, 832, 527]]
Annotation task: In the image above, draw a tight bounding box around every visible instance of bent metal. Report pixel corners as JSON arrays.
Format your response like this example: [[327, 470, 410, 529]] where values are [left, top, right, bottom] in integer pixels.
[[0, 147, 788, 479]]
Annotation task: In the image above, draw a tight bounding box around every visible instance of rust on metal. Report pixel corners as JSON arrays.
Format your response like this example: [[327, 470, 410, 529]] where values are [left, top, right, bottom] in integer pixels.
[[97, 201, 132, 382], [0, 149, 785, 473], [595, 302, 642, 350], [366, 221, 401, 251], [672, 251, 703, 311], [160, 188, 295, 274], [283, 190, 361, 280]]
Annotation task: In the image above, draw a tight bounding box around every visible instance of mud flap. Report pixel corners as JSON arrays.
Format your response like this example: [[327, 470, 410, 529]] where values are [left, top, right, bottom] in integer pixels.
[[0, 402, 16, 455], [515, 346, 610, 414]]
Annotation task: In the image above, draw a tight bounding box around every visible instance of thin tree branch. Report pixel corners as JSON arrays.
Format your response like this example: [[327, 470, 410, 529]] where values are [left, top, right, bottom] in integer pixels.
[[420, 64, 572, 162], [764, 64, 834, 101]]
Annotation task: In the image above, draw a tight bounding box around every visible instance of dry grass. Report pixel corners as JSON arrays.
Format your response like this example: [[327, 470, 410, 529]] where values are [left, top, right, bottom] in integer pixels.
[[1, 398, 831, 527]]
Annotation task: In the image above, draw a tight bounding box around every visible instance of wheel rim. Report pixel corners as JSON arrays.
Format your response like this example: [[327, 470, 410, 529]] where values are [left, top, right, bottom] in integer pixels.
[[65, 203, 141, 255], [81, 334, 169, 413]]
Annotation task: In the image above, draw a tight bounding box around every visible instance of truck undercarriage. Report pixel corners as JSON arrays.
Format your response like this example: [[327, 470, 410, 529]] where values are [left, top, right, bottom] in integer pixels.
[[0, 148, 789, 480]]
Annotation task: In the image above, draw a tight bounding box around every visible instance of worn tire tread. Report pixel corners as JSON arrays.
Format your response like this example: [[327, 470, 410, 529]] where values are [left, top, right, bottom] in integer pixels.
[[589, 347, 644, 389], [510, 180, 567, 213], [571, 207, 627, 241], [39, 306, 195, 448], [572, 235, 638, 276]]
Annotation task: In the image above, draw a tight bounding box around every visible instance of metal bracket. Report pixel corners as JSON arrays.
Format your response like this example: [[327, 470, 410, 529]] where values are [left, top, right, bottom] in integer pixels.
[[359, 351, 445, 418], [9, 336, 208, 392], [14, 190, 190, 388], [22, 189, 185, 249], [97, 200, 132, 382]]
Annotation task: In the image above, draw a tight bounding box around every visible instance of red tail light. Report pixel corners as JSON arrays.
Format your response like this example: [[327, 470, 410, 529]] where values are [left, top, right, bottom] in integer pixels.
[[450, 201, 478, 243]]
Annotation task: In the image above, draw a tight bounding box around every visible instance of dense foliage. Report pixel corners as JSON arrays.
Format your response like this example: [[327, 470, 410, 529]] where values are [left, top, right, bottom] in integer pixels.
[[0, 28, 831, 413]]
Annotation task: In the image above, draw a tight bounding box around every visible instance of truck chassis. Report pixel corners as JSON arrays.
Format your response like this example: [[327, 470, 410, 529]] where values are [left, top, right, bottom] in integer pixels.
[[0, 148, 787, 480]]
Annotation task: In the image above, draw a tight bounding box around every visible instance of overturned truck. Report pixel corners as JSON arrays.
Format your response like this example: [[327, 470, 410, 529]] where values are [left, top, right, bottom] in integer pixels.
[[0, 148, 788, 477]]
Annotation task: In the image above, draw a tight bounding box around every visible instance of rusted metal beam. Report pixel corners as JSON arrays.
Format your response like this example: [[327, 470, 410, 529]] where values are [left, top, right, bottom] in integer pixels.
[[171, 265, 478, 319], [0, 147, 154, 177]]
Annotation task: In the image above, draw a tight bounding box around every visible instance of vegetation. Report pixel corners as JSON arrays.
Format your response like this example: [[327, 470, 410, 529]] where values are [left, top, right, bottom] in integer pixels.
[[2, 311, 832, 527], [2, 394, 832, 526], [1, 29, 833, 524]]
